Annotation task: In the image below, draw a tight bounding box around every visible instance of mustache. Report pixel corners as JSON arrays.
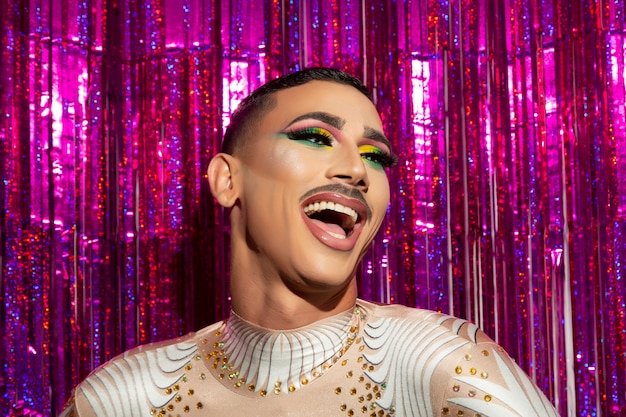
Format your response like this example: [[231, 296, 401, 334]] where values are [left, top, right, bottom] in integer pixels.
[[299, 184, 372, 221]]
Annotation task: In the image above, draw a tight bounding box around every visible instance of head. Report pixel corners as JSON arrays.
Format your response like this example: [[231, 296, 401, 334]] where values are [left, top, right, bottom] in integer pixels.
[[208, 68, 396, 313], [222, 68, 372, 156]]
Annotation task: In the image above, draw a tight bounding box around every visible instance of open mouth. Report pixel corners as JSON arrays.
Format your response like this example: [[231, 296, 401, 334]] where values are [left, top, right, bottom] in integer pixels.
[[303, 201, 359, 240]]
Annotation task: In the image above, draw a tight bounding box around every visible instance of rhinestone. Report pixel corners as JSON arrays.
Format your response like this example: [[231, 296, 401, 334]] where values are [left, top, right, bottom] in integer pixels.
[[455, 366, 462, 374]]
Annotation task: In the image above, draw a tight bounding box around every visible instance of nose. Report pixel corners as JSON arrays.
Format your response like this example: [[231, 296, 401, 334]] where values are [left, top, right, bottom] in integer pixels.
[[326, 144, 370, 191]]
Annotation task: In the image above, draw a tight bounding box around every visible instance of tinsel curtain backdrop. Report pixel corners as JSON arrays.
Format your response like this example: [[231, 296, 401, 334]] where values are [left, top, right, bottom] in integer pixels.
[[1, 0, 625, 415]]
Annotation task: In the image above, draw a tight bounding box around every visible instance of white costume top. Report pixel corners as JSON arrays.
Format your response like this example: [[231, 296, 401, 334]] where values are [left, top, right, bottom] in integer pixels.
[[61, 300, 559, 417]]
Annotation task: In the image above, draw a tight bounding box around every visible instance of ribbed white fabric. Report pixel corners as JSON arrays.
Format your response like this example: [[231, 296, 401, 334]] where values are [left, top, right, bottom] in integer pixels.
[[221, 308, 357, 393], [61, 300, 561, 417]]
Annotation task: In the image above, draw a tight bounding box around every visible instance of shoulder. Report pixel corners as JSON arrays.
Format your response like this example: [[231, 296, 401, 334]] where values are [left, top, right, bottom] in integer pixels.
[[356, 300, 558, 417], [65, 322, 222, 417], [358, 299, 491, 345]]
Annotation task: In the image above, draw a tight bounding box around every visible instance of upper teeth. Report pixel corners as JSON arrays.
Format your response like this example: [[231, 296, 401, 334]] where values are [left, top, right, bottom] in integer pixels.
[[303, 201, 358, 223]]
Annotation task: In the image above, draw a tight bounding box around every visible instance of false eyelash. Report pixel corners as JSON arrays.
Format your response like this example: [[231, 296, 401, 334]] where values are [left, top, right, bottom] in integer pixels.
[[361, 151, 399, 168], [284, 127, 334, 147]]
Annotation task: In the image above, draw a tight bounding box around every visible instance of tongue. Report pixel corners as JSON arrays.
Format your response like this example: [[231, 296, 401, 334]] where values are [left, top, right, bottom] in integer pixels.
[[310, 218, 347, 237]]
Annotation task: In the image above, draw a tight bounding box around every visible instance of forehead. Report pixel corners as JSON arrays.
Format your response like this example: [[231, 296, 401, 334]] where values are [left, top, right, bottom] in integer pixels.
[[260, 80, 383, 132]]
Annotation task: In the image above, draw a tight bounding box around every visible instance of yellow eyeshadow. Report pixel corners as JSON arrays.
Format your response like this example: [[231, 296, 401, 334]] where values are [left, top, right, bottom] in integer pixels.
[[359, 144, 383, 154]]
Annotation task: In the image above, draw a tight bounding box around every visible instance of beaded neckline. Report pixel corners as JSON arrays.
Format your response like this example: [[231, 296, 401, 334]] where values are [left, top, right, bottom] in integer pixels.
[[203, 306, 362, 397]]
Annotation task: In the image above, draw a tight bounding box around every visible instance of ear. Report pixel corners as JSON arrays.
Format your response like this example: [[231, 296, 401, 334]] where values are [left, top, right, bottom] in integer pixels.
[[207, 153, 240, 208]]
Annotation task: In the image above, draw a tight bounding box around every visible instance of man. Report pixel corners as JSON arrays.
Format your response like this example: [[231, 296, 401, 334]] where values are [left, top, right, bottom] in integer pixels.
[[61, 68, 559, 416]]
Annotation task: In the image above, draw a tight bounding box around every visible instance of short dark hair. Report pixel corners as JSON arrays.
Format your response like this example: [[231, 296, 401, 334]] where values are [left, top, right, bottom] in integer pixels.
[[221, 67, 372, 155]]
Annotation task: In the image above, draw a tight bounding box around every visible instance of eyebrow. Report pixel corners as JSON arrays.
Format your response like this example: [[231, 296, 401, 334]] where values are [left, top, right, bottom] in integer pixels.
[[285, 111, 392, 151]]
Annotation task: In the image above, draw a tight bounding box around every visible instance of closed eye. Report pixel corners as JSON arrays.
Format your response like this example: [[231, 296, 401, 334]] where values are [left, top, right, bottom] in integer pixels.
[[359, 144, 398, 169], [284, 127, 333, 148]]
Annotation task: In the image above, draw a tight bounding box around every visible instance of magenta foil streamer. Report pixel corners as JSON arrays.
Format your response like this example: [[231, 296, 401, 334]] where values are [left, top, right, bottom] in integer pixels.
[[1, 0, 626, 415]]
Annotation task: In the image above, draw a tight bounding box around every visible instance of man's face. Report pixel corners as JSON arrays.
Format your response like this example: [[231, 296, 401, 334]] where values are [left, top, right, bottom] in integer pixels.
[[232, 80, 394, 294]]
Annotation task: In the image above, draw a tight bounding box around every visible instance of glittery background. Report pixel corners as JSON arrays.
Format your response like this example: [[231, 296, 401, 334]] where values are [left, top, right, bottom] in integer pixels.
[[1, 0, 625, 415]]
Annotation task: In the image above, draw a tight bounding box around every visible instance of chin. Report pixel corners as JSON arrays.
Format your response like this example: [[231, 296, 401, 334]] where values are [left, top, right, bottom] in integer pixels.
[[286, 270, 357, 296]]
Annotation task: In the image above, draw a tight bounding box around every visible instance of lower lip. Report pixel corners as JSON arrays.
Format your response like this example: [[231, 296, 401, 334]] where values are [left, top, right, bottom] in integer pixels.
[[300, 212, 363, 251]]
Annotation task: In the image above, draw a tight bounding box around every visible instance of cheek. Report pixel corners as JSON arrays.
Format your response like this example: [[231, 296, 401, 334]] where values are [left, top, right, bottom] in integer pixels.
[[370, 173, 391, 211]]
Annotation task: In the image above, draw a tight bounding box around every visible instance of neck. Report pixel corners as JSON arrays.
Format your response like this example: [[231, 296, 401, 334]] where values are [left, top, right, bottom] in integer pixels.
[[229, 270, 359, 330]]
